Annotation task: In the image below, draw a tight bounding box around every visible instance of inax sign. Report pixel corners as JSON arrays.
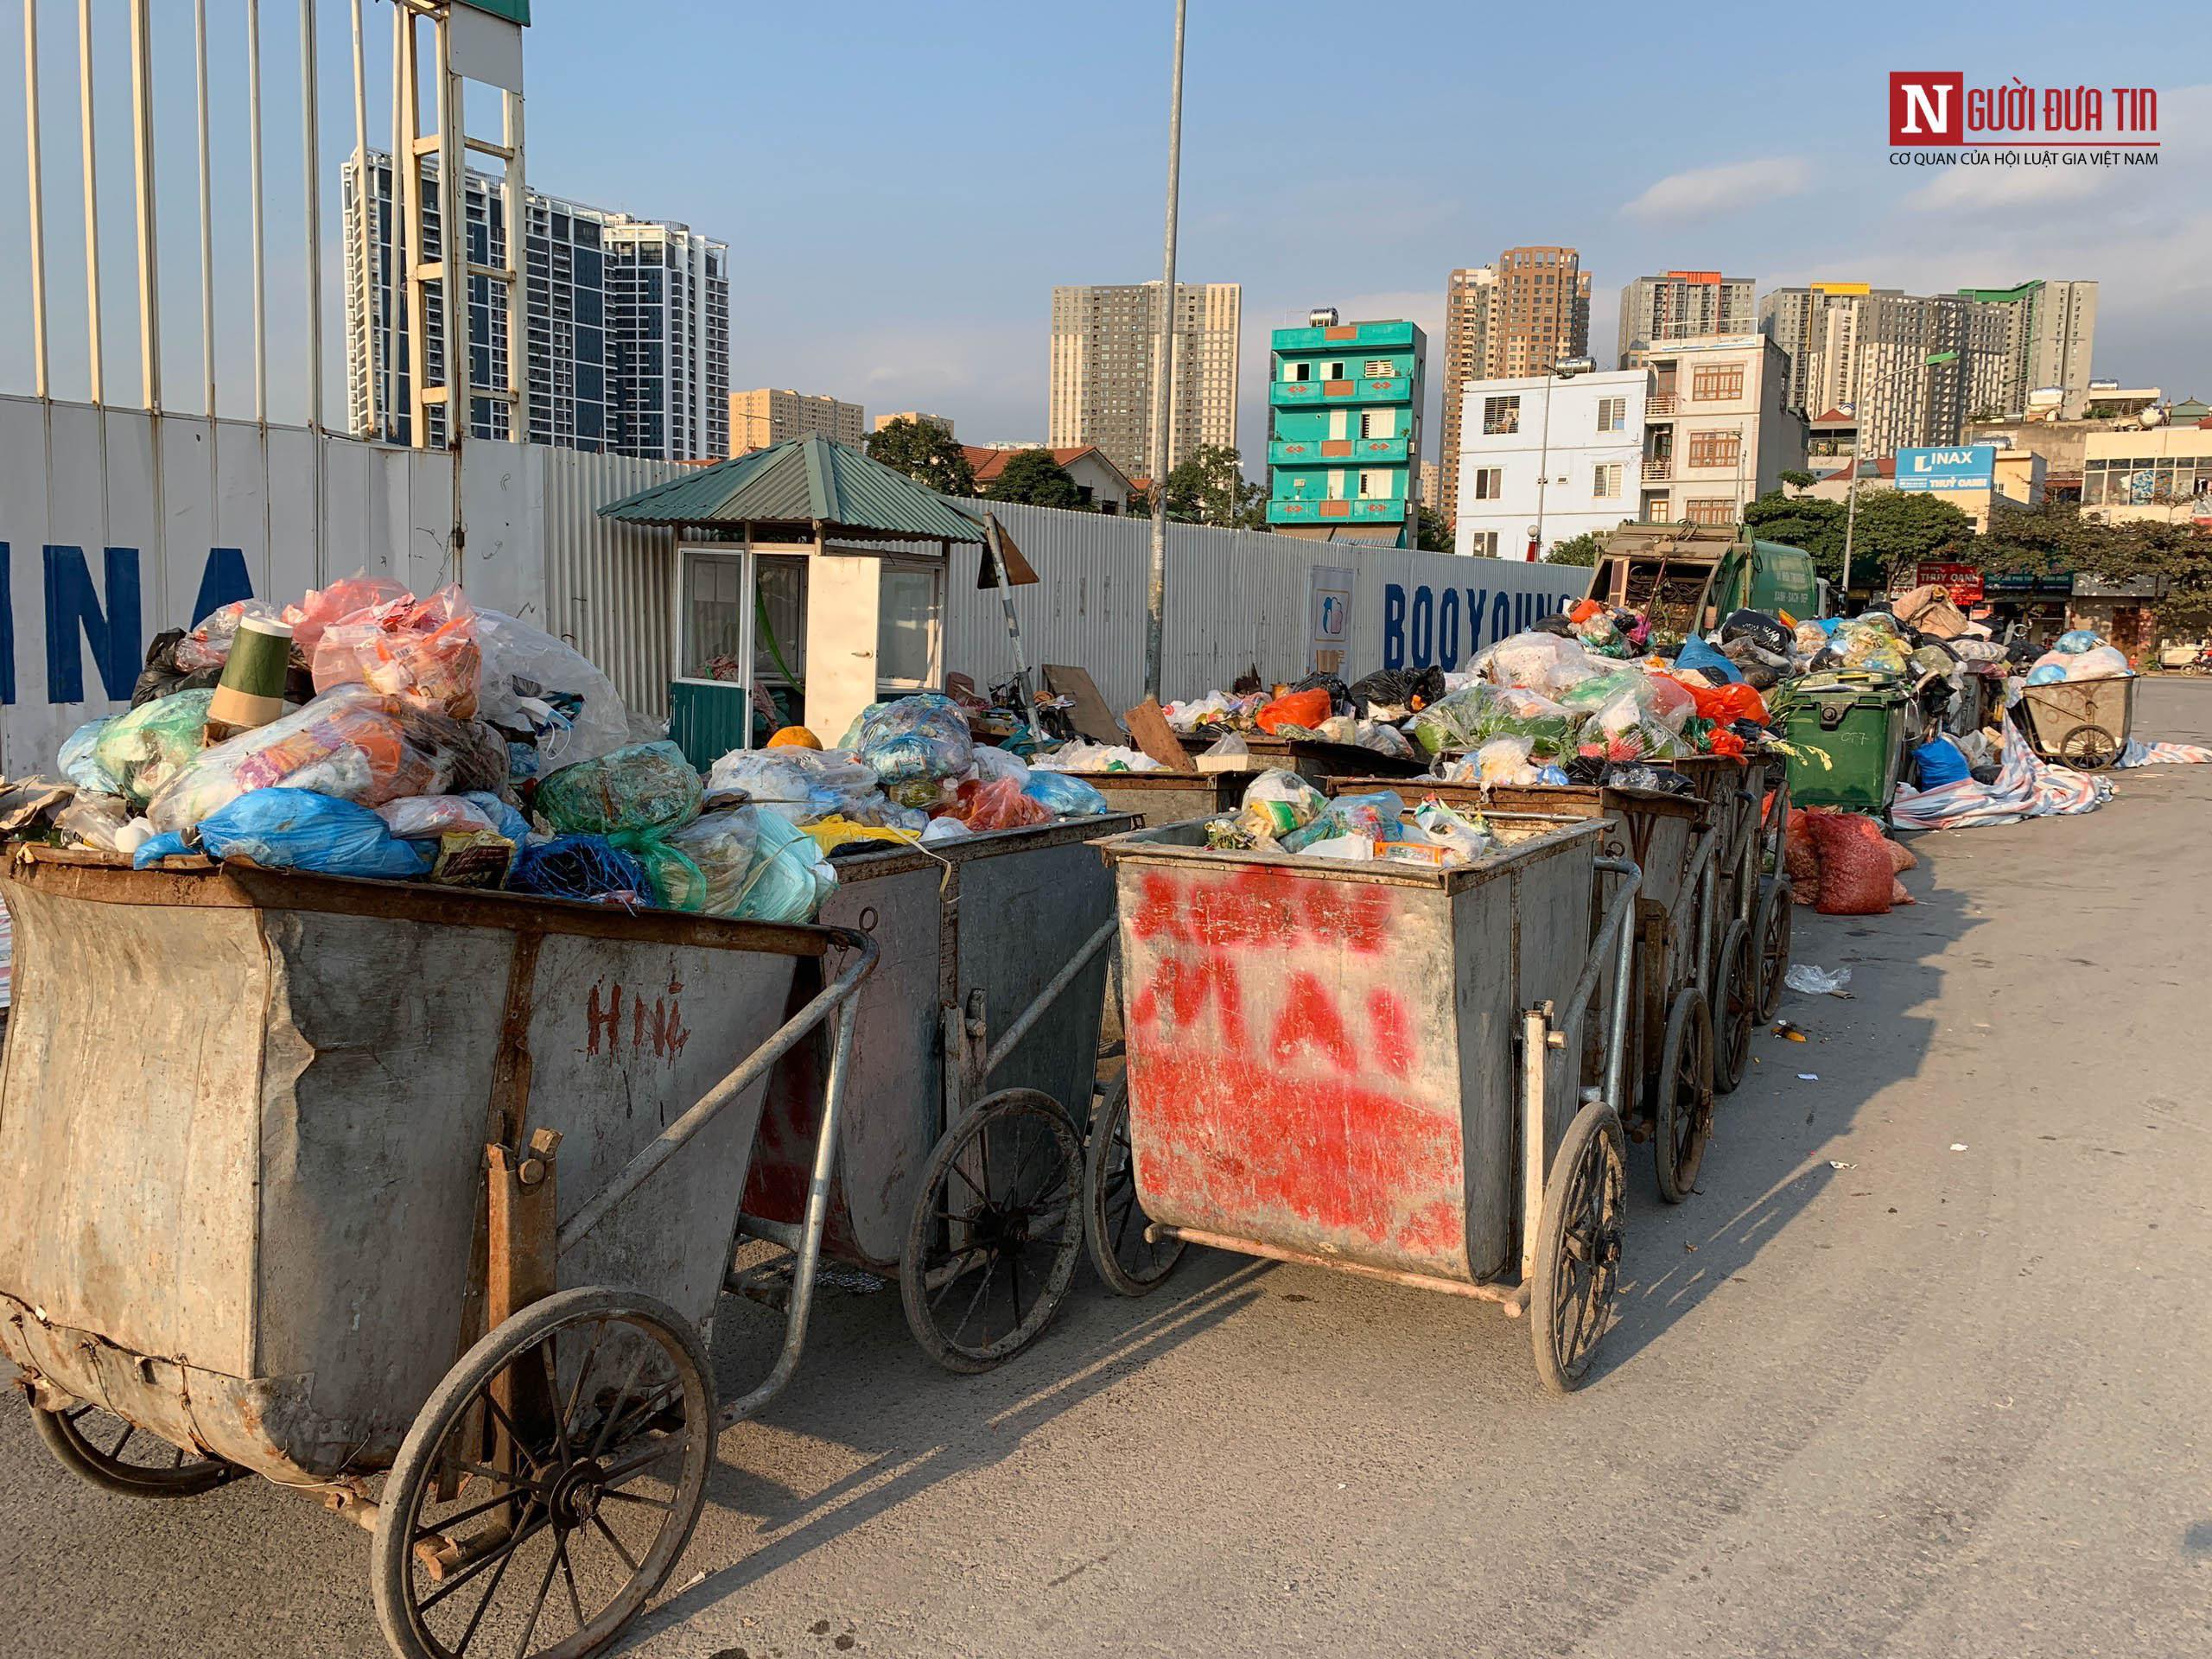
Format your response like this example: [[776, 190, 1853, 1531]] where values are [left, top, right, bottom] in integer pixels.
[[1894, 446, 1999, 493]]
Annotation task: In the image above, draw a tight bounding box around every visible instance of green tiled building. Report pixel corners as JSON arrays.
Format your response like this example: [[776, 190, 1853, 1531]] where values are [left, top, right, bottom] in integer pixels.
[[1267, 312, 1426, 546]]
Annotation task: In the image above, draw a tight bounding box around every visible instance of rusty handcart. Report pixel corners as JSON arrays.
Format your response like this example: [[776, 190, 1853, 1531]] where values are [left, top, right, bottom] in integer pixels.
[[2014, 673, 2138, 770], [1669, 752, 1795, 1060], [1087, 810, 1643, 1391], [0, 848, 877, 1659], [734, 813, 1135, 1372], [1334, 776, 1727, 1203]]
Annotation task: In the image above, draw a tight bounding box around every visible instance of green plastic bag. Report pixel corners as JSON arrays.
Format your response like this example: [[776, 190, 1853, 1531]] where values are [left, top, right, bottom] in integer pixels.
[[535, 741, 702, 836], [92, 690, 216, 810]]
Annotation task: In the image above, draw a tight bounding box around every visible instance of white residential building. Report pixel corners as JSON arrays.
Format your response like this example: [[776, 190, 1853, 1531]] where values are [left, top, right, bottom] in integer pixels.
[[1624, 335, 1807, 527], [1452, 368, 1648, 560]]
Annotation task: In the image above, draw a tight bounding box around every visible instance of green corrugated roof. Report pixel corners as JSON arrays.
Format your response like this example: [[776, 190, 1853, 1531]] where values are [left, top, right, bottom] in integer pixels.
[[594, 435, 985, 543]]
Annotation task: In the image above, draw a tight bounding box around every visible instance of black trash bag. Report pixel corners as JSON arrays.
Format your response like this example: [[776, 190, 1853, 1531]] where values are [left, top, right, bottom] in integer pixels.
[[131, 629, 221, 707], [1291, 671, 1353, 715], [1349, 665, 1446, 715], [1562, 753, 1606, 785], [1531, 613, 1574, 637], [2005, 638, 2040, 665], [1969, 763, 2000, 785], [1719, 609, 1791, 658]]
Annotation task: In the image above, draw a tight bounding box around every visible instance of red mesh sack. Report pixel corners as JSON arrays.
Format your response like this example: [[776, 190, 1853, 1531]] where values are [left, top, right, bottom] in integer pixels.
[[1885, 838, 1917, 874], [1255, 687, 1332, 734], [1783, 807, 1821, 904], [1807, 810, 1893, 915], [951, 776, 1052, 831], [1890, 878, 1915, 906]]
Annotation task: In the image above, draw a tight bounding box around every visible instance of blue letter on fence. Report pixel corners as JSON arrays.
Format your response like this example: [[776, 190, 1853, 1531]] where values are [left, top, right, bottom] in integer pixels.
[[1382, 583, 1407, 671], [0, 543, 13, 704], [45, 545, 142, 704], [192, 546, 252, 628]]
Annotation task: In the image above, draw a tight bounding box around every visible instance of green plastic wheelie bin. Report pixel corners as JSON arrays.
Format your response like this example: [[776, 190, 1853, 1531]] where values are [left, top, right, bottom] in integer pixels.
[[1773, 671, 1911, 815]]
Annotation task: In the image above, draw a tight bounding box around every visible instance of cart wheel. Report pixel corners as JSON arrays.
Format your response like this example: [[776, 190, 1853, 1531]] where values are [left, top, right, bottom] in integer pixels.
[[1713, 918, 1756, 1096], [1652, 988, 1714, 1205], [1752, 875, 1794, 1024], [1529, 1100, 1627, 1394], [1084, 1073, 1185, 1297], [2056, 723, 2120, 770], [29, 1402, 241, 1498], [372, 1286, 715, 1659], [901, 1088, 1084, 1373]]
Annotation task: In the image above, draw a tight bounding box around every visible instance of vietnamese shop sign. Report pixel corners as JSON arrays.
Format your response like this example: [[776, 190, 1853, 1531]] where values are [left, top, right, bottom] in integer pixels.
[[1895, 446, 1999, 493]]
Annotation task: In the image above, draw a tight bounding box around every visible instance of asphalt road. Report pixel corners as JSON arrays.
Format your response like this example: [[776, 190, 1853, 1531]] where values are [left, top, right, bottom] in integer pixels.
[[5, 682, 2210, 1658]]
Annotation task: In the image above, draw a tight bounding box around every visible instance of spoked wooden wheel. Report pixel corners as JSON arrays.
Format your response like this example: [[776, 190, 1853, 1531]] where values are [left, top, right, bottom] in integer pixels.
[[1751, 875, 1793, 1022], [1652, 988, 1714, 1205], [29, 1402, 240, 1497], [1529, 1100, 1627, 1394], [901, 1087, 1084, 1373], [372, 1287, 715, 1659], [2056, 723, 2120, 769], [1084, 1073, 1185, 1296], [1712, 918, 1756, 1096]]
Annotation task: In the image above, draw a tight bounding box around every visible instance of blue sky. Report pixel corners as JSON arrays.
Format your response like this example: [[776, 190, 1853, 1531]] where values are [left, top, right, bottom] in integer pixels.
[[0, 0, 2205, 448]]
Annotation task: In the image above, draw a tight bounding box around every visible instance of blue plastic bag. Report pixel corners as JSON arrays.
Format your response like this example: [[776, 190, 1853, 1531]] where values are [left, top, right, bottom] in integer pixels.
[[1021, 771, 1109, 818], [1913, 735, 1970, 790], [2054, 629, 2100, 655], [2025, 663, 2067, 685], [196, 788, 433, 879], [132, 831, 192, 868], [1675, 636, 1744, 684], [59, 717, 124, 794]]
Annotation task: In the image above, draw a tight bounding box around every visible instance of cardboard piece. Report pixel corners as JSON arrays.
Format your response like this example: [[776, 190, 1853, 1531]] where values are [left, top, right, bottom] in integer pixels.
[[1042, 664, 1123, 745], [1121, 698, 1192, 771], [975, 515, 1039, 588]]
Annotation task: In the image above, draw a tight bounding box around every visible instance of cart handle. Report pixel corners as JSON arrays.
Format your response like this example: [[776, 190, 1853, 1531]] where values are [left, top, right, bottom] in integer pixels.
[[556, 928, 879, 1257]]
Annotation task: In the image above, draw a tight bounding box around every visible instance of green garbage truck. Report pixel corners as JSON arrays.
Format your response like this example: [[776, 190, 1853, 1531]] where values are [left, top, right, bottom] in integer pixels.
[[1585, 523, 1825, 637]]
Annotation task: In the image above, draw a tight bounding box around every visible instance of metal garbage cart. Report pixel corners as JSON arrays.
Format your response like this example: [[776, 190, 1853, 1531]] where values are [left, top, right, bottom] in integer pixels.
[[735, 813, 1135, 1373], [1668, 752, 1795, 1034], [1336, 776, 1726, 1198], [1083, 769, 1243, 826], [1087, 810, 1643, 1392], [0, 846, 875, 1659], [2015, 674, 2138, 770]]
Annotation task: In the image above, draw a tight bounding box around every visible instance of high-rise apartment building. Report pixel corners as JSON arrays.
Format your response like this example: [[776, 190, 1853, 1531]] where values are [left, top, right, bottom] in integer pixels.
[[1957, 280, 2097, 419], [1617, 271, 1757, 364], [1048, 282, 1241, 480], [1265, 313, 1425, 547], [1435, 248, 1591, 527], [732, 389, 867, 454], [1759, 283, 2009, 455], [874, 410, 955, 436], [343, 150, 729, 460]]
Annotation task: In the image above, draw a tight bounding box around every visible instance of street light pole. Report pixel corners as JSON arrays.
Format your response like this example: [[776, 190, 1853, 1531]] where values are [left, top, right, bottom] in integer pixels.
[[1532, 365, 1554, 560], [1142, 0, 1188, 703]]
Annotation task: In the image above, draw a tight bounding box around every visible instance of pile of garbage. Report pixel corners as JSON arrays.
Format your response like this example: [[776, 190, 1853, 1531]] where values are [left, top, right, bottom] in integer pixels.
[[1159, 674, 1424, 763], [1203, 768, 1497, 868], [2023, 627, 2134, 686], [27, 586, 1118, 925]]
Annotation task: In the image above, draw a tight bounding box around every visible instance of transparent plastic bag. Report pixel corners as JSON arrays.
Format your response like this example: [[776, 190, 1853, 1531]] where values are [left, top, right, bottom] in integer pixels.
[[1021, 771, 1109, 817], [56, 793, 131, 851], [196, 786, 434, 880], [1031, 741, 1163, 773], [2053, 629, 2101, 654], [58, 717, 123, 795], [969, 746, 1031, 785], [1354, 719, 1415, 760], [846, 693, 975, 805], [1411, 796, 1495, 862], [474, 609, 629, 780], [536, 741, 702, 836], [1237, 768, 1326, 839], [92, 689, 217, 810], [147, 685, 508, 834], [1474, 736, 1538, 788], [1573, 713, 1681, 763], [377, 791, 533, 843], [176, 599, 286, 673], [311, 584, 482, 715], [2064, 645, 2131, 681], [1488, 631, 1590, 691]]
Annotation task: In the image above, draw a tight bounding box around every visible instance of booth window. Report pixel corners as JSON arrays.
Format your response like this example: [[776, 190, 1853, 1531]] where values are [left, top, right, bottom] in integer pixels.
[[682, 551, 806, 683], [877, 563, 939, 690]]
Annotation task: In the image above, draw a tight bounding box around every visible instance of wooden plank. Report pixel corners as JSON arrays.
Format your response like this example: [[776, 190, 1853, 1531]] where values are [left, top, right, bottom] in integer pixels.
[[1043, 663, 1122, 745], [1121, 697, 1189, 770]]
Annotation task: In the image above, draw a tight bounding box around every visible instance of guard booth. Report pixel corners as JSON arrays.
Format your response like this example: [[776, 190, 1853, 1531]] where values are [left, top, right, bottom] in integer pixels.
[[597, 436, 990, 765]]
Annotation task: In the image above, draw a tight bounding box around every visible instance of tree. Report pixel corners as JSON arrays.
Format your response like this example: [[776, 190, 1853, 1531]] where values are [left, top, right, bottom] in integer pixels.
[[1778, 467, 1816, 491], [1414, 505, 1453, 552], [1545, 531, 1604, 567], [1741, 487, 1973, 588], [1160, 444, 1266, 529], [863, 416, 976, 497], [1975, 502, 2212, 633], [986, 448, 1087, 511]]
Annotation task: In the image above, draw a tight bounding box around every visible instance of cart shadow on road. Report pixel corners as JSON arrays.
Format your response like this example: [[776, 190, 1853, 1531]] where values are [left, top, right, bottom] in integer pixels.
[[1585, 835, 1975, 1384], [616, 1249, 1275, 1648]]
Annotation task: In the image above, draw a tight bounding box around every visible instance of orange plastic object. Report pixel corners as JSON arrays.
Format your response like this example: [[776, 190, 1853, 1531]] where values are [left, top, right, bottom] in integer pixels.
[[1255, 687, 1331, 734]]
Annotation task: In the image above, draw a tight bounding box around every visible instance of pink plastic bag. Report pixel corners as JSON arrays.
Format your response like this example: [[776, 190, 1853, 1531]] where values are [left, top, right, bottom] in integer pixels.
[[286, 574, 410, 654], [310, 584, 482, 715], [950, 776, 1052, 831]]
